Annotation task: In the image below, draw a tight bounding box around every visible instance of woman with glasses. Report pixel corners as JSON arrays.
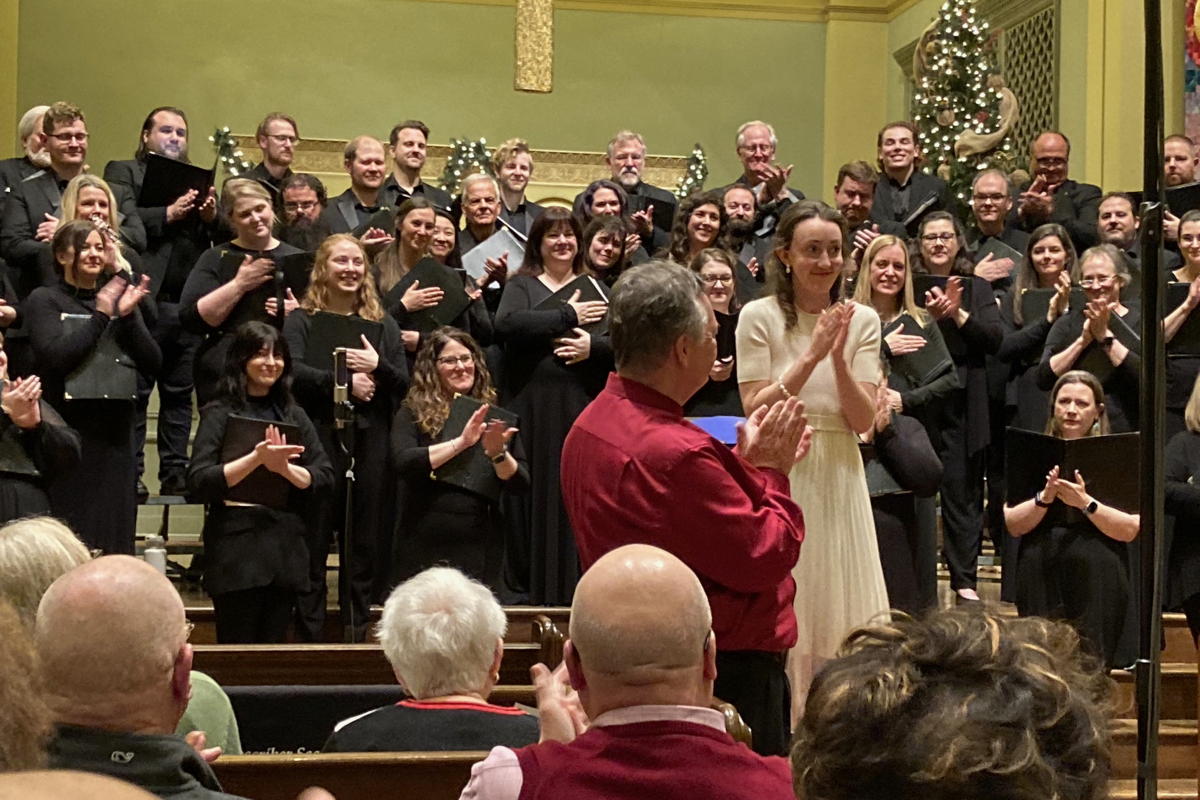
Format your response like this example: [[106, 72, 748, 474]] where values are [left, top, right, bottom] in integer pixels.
[[391, 328, 527, 590], [1036, 244, 1140, 432], [911, 211, 1003, 604], [685, 248, 744, 417]]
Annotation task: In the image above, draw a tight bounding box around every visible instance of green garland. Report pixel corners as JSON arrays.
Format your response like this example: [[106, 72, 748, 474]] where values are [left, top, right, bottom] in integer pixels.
[[675, 144, 708, 198], [209, 127, 253, 179]]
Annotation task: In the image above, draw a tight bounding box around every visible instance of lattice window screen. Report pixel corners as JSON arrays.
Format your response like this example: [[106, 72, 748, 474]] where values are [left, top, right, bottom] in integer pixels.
[[998, 6, 1058, 158]]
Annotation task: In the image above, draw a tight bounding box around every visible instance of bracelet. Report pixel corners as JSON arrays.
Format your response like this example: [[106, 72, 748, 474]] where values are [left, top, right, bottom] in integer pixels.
[[777, 381, 793, 399], [1034, 491, 1052, 508]]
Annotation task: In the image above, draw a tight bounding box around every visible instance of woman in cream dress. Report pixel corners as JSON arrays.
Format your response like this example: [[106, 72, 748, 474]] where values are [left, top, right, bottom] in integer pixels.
[[737, 201, 889, 723]]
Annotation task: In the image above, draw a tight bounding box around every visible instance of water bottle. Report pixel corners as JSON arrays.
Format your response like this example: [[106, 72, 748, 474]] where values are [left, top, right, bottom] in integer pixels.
[[144, 535, 167, 574]]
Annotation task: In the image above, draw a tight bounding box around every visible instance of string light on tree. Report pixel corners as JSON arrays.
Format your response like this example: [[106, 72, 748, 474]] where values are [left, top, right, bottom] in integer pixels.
[[439, 137, 494, 196], [675, 144, 708, 198], [210, 127, 252, 178]]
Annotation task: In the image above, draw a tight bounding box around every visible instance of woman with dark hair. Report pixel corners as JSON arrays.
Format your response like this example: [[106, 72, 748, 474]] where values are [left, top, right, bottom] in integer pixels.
[[391, 328, 527, 589], [737, 200, 886, 719], [1005, 370, 1138, 667], [429, 208, 464, 272], [911, 210, 1004, 603], [1164, 208, 1200, 439], [187, 321, 332, 643], [684, 247, 743, 417], [180, 178, 303, 405], [495, 207, 610, 603], [284, 234, 409, 640], [1036, 244, 1140, 432], [24, 220, 158, 556], [581, 215, 629, 289], [661, 191, 727, 267], [577, 179, 655, 261], [1165, 371, 1200, 644]]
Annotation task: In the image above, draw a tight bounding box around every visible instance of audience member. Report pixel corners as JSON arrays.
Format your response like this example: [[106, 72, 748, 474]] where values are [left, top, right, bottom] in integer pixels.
[[325, 566, 537, 752], [459, 544, 794, 800], [0, 598, 52, 771], [0, 516, 89, 627], [0, 772, 160, 800]]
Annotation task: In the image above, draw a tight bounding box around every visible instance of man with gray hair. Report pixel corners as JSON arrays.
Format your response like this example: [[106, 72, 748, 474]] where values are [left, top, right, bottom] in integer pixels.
[[458, 172, 504, 253], [573, 130, 676, 246], [324, 566, 537, 752], [969, 168, 1028, 287], [35, 555, 245, 800], [458, 544, 793, 799], [0, 104, 51, 214], [560, 261, 809, 756]]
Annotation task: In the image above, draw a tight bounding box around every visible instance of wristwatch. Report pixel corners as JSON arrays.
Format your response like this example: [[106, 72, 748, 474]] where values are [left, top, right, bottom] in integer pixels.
[[488, 449, 507, 464], [1100, 335, 1115, 350], [1084, 498, 1099, 515], [1034, 492, 1052, 508]]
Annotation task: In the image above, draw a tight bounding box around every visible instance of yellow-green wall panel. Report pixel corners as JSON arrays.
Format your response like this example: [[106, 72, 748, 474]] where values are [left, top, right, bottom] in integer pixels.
[[822, 19, 889, 194], [0, 0, 17, 159]]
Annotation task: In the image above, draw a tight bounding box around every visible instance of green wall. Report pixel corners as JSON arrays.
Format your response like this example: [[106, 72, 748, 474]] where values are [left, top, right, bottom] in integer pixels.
[[16, 0, 827, 196]]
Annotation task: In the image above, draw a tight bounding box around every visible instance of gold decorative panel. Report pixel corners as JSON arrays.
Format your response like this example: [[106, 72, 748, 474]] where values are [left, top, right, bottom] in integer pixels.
[[998, 4, 1058, 159], [515, 0, 554, 92]]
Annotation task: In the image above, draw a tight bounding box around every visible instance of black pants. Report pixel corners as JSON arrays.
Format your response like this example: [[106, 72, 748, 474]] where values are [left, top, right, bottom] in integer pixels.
[[135, 302, 199, 480], [714, 649, 791, 757], [212, 585, 294, 643], [939, 418, 987, 592]]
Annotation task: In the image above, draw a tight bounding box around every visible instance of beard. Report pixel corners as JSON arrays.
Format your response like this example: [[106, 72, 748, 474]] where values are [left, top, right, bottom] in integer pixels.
[[727, 218, 755, 241], [616, 169, 640, 190], [26, 146, 51, 169], [279, 216, 332, 251]]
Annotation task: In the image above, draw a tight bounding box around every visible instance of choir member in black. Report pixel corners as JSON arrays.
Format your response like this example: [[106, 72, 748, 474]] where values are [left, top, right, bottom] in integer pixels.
[[1165, 373, 1200, 644], [25, 220, 159, 555], [51, 175, 148, 278], [430, 209, 464, 272], [104, 107, 214, 497], [871, 122, 948, 237], [1163, 210, 1200, 440], [852, 235, 957, 611], [576, 179, 650, 263], [279, 173, 331, 252], [683, 248, 743, 417], [860, 374, 942, 614], [1036, 244, 1140, 433], [180, 179, 302, 405], [284, 234, 409, 640], [187, 321, 332, 643], [391, 328, 528, 589], [581, 215, 629, 290], [997, 223, 1075, 432], [1004, 370, 1138, 667], [912, 211, 1003, 603], [660, 191, 727, 266], [0, 331, 80, 524], [968, 169, 1028, 289], [495, 208, 611, 604], [0, 105, 49, 206], [492, 138, 544, 236]]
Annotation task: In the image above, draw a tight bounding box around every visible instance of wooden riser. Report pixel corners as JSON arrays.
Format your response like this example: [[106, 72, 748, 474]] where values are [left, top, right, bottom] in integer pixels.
[[1110, 720, 1198, 780], [1110, 664, 1199, 720], [1108, 779, 1197, 799]]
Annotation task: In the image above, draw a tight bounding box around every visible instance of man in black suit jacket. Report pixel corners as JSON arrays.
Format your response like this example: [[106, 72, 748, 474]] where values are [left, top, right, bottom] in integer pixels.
[[573, 130, 676, 244], [245, 112, 298, 202], [870, 121, 948, 238], [103, 106, 215, 497], [969, 169, 1028, 290], [380, 120, 452, 212], [492, 137, 544, 236], [0, 104, 50, 217], [321, 135, 389, 235], [834, 160, 906, 268], [1, 102, 145, 300], [1014, 131, 1101, 254]]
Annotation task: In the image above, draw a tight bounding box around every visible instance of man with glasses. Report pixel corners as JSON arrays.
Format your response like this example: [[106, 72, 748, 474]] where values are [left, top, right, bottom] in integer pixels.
[[969, 169, 1028, 288], [722, 121, 803, 239], [1016, 131, 1100, 253], [246, 112, 299, 203], [278, 173, 330, 251], [870, 121, 947, 238], [1, 101, 145, 300], [574, 131, 676, 249]]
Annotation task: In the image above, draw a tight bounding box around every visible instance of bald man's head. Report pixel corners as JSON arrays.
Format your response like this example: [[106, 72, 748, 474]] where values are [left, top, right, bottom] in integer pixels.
[[35, 556, 190, 731], [570, 545, 712, 681]]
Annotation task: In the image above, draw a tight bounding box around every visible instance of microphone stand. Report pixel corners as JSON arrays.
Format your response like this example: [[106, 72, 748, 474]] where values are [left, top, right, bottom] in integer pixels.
[[1135, 1, 1165, 797], [333, 355, 360, 643]]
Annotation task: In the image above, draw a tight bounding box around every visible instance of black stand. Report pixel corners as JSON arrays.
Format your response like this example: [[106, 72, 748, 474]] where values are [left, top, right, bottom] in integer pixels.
[[334, 400, 359, 643], [1136, 2, 1165, 797]]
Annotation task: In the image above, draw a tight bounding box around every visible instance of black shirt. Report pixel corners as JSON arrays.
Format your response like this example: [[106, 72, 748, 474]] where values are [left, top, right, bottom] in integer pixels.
[[380, 174, 452, 212], [324, 699, 539, 753]]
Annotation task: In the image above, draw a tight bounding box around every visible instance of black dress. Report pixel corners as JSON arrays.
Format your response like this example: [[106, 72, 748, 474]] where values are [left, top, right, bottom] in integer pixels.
[[186, 397, 333, 642], [996, 289, 1057, 432], [0, 400, 81, 524], [1036, 306, 1141, 433], [1164, 430, 1200, 641], [495, 274, 613, 604], [283, 311, 409, 639], [390, 406, 530, 591], [24, 281, 161, 554], [179, 241, 303, 405]]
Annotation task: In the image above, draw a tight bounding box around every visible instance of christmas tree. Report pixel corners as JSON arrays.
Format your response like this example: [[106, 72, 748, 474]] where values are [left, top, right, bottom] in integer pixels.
[[675, 144, 708, 198], [439, 137, 494, 196], [911, 0, 1019, 219], [210, 127, 253, 180]]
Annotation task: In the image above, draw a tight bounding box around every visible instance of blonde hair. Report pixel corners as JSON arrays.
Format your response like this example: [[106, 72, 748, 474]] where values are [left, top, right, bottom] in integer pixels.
[[301, 234, 384, 322], [852, 235, 928, 324], [59, 175, 132, 274], [491, 138, 532, 174], [0, 517, 89, 629]]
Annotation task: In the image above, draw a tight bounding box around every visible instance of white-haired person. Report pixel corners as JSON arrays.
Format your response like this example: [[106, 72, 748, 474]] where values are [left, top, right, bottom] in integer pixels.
[[324, 566, 538, 752]]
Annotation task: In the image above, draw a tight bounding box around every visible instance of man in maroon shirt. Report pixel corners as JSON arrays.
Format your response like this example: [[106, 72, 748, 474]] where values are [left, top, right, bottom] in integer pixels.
[[561, 261, 810, 756]]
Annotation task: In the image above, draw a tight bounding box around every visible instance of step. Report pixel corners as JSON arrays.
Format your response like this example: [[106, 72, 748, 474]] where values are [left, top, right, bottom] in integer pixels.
[[1108, 779, 1197, 799], [1111, 664, 1198, 720], [1165, 613, 1198, 664], [1110, 719, 1197, 779]]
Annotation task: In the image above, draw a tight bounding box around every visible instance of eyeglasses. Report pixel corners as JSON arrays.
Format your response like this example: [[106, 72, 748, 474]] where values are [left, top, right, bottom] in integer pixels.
[[266, 134, 298, 145], [284, 201, 319, 212], [1035, 157, 1067, 167], [437, 354, 474, 367], [183, 620, 195, 641], [972, 193, 1007, 204], [700, 275, 732, 285], [921, 233, 956, 243], [1079, 274, 1116, 287], [50, 132, 88, 143]]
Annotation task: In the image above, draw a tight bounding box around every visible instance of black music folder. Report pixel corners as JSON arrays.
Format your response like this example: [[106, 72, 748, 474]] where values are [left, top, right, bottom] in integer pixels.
[[972, 237, 1024, 268], [385, 257, 472, 332], [220, 414, 302, 508], [61, 315, 138, 401], [1166, 282, 1200, 356], [534, 274, 610, 335], [137, 153, 216, 208], [351, 208, 395, 238], [0, 417, 39, 478], [715, 309, 737, 360], [1019, 286, 1087, 325], [1004, 428, 1139, 524], [433, 395, 519, 501], [301, 312, 384, 369], [219, 250, 314, 331], [1076, 312, 1139, 384], [627, 193, 676, 234], [913, 274, 973, 310], [1127, 182, 1200, 216], [883, 314, 953, 387], [859, 442, 905, 497]]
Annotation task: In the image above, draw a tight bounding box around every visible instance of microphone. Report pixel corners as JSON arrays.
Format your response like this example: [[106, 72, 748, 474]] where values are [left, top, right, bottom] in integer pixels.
[[333, 347, 352, 429]]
